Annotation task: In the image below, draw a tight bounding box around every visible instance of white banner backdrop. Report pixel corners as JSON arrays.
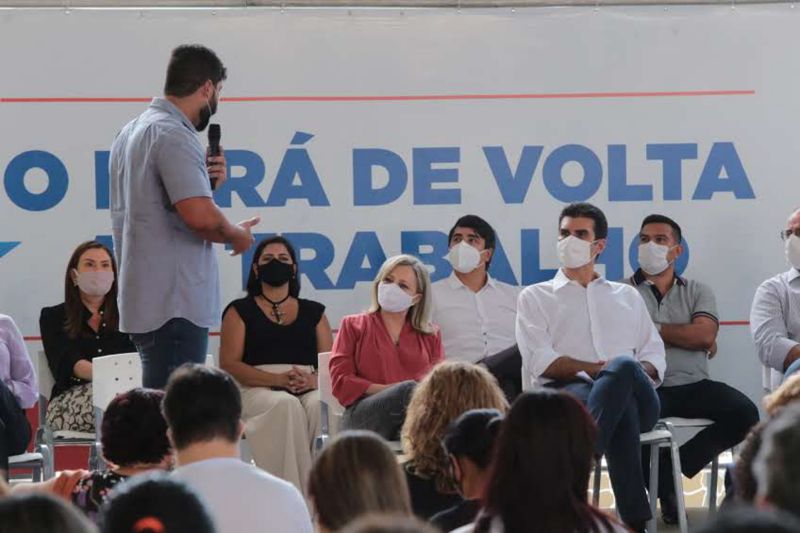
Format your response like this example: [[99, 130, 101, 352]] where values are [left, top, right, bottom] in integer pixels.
[[1, 5, 794, 404]]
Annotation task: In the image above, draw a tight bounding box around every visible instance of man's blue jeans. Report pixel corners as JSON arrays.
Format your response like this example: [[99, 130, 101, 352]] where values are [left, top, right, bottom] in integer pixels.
[[552, 356, 660, 526], [784, 358, 800, 382], [129, 318, 209, 389]]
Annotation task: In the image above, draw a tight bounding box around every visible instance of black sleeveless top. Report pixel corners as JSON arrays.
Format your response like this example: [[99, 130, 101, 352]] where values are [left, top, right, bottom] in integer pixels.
[[223, 296, 325, 367]]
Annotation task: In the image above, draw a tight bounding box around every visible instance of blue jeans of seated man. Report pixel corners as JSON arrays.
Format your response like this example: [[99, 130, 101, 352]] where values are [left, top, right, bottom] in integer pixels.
[[552, 356, 660, 526], [130, 318, 209, 389], [784, 358, 800, 383]]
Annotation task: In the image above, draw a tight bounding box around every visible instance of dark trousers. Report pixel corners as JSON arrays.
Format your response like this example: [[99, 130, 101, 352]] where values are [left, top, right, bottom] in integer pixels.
[[0, 380, 31, 476], [651, 379, 759, 501], [342, 381, 416, 441], [130, 317, 209, 389], [553, 356, 660, 526], [481, 344, 522, 402]]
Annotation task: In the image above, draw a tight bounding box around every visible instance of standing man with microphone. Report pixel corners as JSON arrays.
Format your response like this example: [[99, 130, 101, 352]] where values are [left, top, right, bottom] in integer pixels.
[[110, 45, 259, 388]]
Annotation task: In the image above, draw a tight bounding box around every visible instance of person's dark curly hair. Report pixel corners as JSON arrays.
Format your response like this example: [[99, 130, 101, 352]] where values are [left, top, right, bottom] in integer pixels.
[[101, 388, 170, 467]]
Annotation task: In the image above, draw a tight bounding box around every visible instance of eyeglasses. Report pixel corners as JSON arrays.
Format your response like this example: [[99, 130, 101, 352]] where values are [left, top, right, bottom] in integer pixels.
[[780, 228, 800, 241]]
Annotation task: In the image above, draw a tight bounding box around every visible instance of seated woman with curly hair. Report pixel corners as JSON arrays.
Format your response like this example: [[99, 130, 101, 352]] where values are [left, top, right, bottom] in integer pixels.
[[13, 388, 171, 522], [400, 361, 508, 520]]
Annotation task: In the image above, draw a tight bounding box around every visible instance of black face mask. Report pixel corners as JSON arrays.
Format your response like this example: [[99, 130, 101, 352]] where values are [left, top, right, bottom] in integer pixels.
[[258, 260, 294, 287], [195, 89, 218, 132]]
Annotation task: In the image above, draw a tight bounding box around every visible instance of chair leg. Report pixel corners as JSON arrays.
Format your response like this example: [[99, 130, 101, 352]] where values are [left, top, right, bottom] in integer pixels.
[[669, 439, 688, 533], [88, 442, 103, 471], [35, 443, 54, 480], [647, 444, 659, 533], [32, 464, 42, 482], [708, 455, 719, 515], [593, 457, 602, 507]]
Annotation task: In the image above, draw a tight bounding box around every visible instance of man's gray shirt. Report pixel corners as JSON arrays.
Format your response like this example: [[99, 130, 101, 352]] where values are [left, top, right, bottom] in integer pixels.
[[110, 97, 219, 334], [628, 270, 718, 388]]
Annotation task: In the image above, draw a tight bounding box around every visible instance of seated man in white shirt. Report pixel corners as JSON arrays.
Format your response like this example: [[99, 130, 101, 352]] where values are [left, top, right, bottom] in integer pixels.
[[516, 202, 666, 533], [751, 207, 800, 390], [431, 215, 522, 398], [164, 364, 313, 533]]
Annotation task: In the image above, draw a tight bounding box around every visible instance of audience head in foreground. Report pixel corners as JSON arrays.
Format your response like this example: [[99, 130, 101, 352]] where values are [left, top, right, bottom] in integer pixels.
[[431, 408, 504, 532], [309, 431, 411, 532], [340, 513, 440, 533], [754, 403, 800, 518], [402, 361, 508, 490], [474, 390, 623, 533], [0, 493, 96, 533], [401, 361, 507, 519], [162, 364, 243, 454], [100, 473, 215, 533], [164, 364, 313, 533], [694, 505, 800, 533], [733, 373, 800, 504]]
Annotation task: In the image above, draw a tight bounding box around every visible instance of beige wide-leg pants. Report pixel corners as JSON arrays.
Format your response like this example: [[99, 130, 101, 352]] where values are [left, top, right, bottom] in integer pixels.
[[240, 364, 321, 495]]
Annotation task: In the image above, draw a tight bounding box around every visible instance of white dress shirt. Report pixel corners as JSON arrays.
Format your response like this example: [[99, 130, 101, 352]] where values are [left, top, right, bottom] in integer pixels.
[[432, 273, 520, 363], [750, 268, 800, 390], [516, 269, 666, 389]]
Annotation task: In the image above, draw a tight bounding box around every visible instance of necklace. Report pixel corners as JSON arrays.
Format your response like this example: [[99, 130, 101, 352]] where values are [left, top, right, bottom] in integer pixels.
[[262, 293, 291, 324]]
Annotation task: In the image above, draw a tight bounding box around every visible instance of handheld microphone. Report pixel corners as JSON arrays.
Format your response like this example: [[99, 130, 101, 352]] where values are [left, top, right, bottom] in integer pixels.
[[208, 123, 221, 190]]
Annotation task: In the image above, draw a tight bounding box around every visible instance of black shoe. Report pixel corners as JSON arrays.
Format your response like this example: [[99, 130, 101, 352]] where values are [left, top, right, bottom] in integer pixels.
[[626, 520, 647, 533], [660, 493, 679, 525]]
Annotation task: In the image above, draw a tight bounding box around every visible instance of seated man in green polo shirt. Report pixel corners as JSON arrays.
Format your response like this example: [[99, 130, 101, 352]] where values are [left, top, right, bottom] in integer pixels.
[[628, 214, 759, 524]]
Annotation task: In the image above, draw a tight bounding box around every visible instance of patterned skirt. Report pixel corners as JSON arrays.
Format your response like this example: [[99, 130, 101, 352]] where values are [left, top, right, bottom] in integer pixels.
[[46, 382, 95, 433]]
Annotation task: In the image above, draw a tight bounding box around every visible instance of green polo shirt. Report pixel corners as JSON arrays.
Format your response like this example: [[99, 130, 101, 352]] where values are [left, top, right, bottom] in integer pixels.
[[627, 270, 718, 388]]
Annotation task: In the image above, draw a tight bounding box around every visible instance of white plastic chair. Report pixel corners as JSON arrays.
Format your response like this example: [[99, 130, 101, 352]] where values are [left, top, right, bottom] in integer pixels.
[[660, 417, 722, 514], [592, 421, 688, 533], [92, 352, 143, 434], [33, 350, 99, 472], [315, 352, 343, 451], [9, 452, 49, 482], [314, 352, 403, 454]]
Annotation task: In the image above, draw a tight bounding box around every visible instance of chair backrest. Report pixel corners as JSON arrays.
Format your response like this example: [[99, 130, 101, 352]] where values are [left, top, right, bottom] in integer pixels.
[[92, 352, 142, 412], [35, 350, 55, 402], [318, 351, 344, 417]]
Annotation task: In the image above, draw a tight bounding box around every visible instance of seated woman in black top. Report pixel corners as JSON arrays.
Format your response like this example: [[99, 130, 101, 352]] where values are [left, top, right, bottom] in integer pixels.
[[39, 241, 135, 432], [220, 235, 333, 494]]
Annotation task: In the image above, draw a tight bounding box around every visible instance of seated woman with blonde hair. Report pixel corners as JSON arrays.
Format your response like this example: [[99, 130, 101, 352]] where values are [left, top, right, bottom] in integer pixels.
[[401, 362, 508, 520], [330, 254, 443, 440], [220, 235, 333, 493]]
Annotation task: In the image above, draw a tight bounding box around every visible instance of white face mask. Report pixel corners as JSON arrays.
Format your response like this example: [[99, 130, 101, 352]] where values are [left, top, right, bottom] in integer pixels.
[[557, 235, 594, 269], [73, 270, 114, 297], [638, 242, 674, 276], [378, 282, 416, 313], [785, 235, 800, 270], [448, 241, 485, 274]]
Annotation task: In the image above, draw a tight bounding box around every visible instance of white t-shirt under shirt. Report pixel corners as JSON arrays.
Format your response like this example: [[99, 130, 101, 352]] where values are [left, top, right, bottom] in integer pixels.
[[173, 457, 313, 533]]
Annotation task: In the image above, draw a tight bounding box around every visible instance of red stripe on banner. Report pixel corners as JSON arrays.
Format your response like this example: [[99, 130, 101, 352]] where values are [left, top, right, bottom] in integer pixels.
[[0, 89, 756, 104]]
